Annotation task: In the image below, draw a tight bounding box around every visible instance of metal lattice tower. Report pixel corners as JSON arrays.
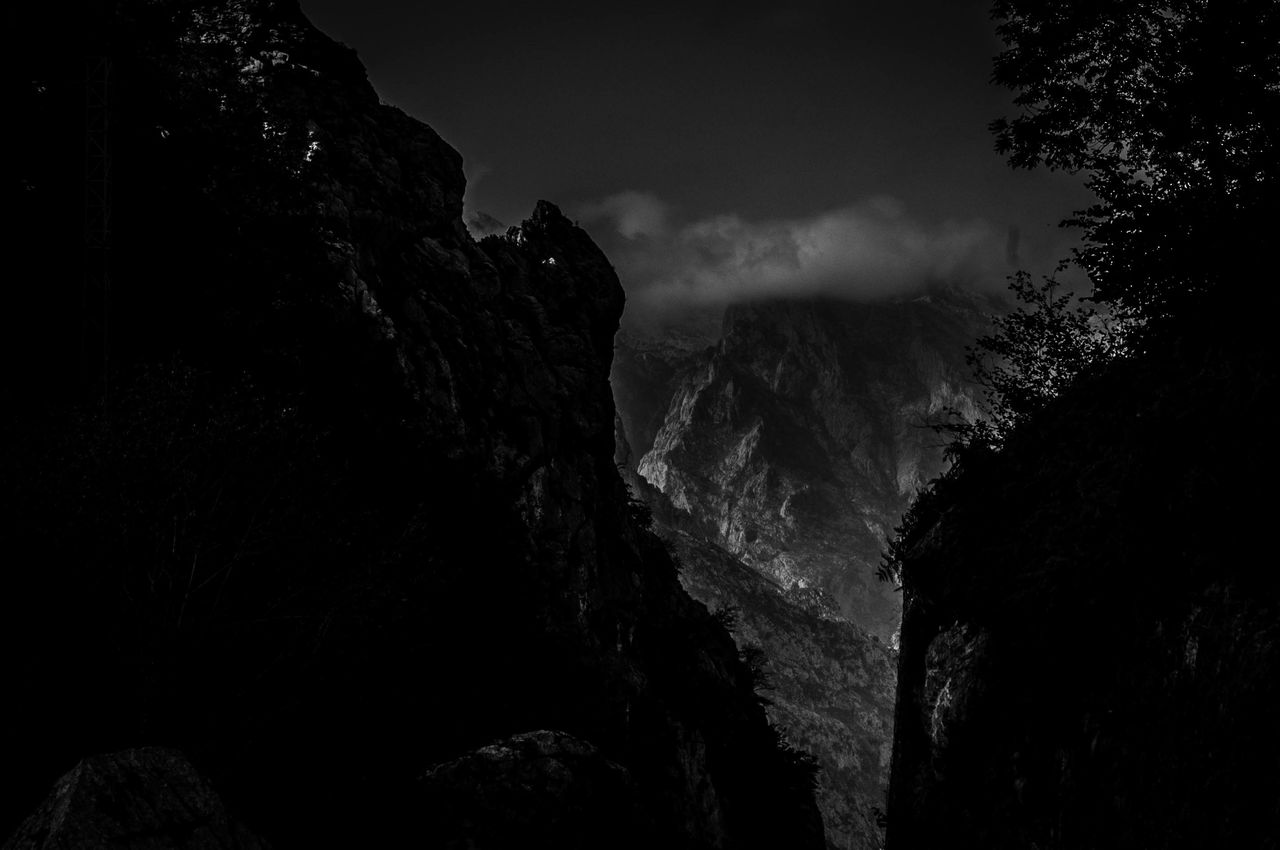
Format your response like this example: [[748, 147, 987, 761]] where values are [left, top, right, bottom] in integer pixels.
[[84, 56, 112, 400]]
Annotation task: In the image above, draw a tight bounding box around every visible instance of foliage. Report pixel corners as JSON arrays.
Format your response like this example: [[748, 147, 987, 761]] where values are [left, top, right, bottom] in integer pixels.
[[878, 468, 954, 586], [739, 642, 773, 696], [945, 271, 1130, 450], [879, 6, 1280, 842], [882, 1, 1278, 584], [990, 0, 1280, 316], [934, 0, 1278, 457], [770, 723, 821, 795], [712, 604, 741, 632]]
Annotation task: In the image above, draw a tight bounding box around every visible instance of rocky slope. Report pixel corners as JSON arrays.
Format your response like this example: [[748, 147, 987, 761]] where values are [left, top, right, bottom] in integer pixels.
[[612, 294, 990, 847], [613, 308, 723, 463], [669, 529, 896, 850], [884, 311, 1280, 849], [635, 294, 990, 642], [618, 407, 895, 850], [1, 2, 822, 846]]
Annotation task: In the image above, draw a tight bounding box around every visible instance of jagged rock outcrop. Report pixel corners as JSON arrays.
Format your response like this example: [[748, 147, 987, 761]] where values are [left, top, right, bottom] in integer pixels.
[[670, 531, 896, 850], [2, 1, 822, 847], [885, 316, 1280, 849], [636, 295, 990, 641], [613, 308, 723, 462], [4, 749, 267, 850]]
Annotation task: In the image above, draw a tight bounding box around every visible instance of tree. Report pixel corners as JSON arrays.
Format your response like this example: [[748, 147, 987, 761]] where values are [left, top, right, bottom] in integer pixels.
[[883, 0, 1280, 583], [947, 271, 1128, 449], [989, 0, 1280, 317], [940, 0, 1280, 450]]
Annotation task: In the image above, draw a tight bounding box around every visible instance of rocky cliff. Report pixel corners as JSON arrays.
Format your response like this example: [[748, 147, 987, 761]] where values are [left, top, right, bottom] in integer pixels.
[[1, 1, 822, 846], [613, 308, 723, 464], [635, 295, 990, 642], [884, 313, 1280, 848], [616, 401, 896, 850], [612, 300, 963, 849]]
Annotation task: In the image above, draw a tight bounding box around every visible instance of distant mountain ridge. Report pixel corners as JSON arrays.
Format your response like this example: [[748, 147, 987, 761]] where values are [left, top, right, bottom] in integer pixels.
[[631, 291, 993, 642]]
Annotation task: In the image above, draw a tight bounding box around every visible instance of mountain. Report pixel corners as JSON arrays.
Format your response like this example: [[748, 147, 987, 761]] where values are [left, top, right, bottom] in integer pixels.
[[884, 310, 1280, 849], [616, 402, 891, 850], [612, 293, 990, 849], [1, 1, 823, 846], [634, 294, 991, 642], [613, 307, 724, 464]]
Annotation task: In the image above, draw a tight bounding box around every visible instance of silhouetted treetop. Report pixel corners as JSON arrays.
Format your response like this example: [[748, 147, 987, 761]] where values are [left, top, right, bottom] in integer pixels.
[[991, 0, 1279, 176], [990, 0, 1280, 314]]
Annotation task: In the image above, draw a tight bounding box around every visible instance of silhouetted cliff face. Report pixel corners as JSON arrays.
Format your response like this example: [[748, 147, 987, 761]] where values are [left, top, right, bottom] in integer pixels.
[[885, 319, 1280, 849], [2, 2, 823, 847], [637, 295, 988, 641]]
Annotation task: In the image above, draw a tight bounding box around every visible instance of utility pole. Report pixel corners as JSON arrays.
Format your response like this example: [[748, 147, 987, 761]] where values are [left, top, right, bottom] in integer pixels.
[[84, 55, 112, 402]]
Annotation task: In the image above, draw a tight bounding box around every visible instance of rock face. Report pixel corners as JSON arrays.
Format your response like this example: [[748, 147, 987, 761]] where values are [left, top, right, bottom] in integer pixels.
[[885, 317, 1280, 849], [612, 294, 987, 848], [670, 530, 896, 850], [2, 1, 822, 847], [636, 295, 989, 642], [616, 394, 898, 850], [613, 308, 723, 463], [4, 749, 267, 850]]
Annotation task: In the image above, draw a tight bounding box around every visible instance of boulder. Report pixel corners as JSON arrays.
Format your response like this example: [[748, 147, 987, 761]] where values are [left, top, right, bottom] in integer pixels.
[[419, 730, 652, 850], [5, 748, 266, 850]]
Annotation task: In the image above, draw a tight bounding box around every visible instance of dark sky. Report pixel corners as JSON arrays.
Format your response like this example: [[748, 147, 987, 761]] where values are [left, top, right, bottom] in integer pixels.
[[301, 0, 1093, 312]]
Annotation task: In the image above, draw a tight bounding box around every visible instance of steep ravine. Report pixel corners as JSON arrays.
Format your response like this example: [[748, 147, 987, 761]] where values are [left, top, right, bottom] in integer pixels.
[[614, 420, 896, 850], [612, 298, 989, 849], [2, 1, 822, 847]]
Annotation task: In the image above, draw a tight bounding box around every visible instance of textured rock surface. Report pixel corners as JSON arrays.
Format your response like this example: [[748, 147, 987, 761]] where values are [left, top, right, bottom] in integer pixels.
[[613, 308, 723, 463], [418, 730, 653, 850], [4, 749, 266, 850], [670, 531, 896, 850], [885, 319, 1280, 849], [612, 296, 981, 848], [3, 1, 823, 847], [616, 396, 897, 849], [636, 295, 989, 641]]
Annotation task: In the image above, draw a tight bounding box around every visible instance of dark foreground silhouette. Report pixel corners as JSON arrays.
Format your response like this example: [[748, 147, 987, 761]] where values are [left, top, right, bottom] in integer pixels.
[[2, 1, 822, 846]]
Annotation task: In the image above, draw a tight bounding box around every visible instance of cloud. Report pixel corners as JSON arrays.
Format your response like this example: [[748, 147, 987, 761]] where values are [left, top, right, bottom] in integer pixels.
[[462, 159, 495, 237], [576, 191, 670, 240], [464, 160, 493, 189], [576, 192, 1009, 313], [465, 210, 507, 238]]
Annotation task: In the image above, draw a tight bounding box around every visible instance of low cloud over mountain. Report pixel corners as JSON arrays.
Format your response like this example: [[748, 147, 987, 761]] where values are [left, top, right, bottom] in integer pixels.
[[577, 191, 1023, 312]]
